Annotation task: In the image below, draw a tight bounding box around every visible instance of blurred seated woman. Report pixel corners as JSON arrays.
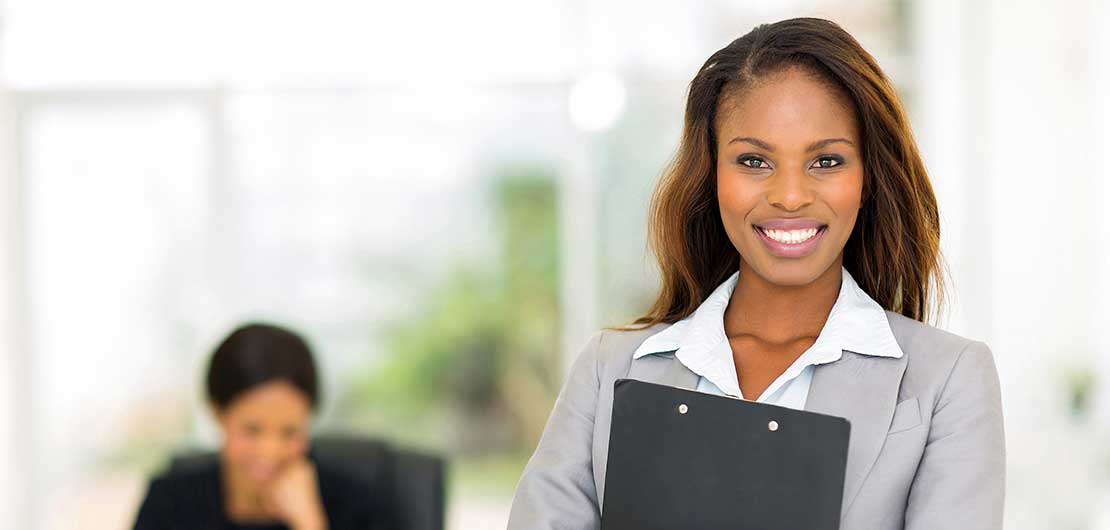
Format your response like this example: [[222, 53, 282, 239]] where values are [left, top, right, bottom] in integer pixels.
[[133, 323, 391, 530]]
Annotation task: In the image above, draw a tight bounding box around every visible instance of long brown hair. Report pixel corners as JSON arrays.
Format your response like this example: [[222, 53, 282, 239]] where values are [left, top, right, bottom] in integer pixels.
[[631, 17, 945, 328]]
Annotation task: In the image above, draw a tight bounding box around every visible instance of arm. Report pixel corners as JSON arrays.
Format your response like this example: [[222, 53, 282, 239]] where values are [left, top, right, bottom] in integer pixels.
[[132, 478, 173, 530], [507, 331, 605, 530], [904, 340, 1006, 529]]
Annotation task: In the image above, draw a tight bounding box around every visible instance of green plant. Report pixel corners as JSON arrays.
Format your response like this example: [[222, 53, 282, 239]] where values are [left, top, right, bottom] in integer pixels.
[[339, 168, 562, 454]]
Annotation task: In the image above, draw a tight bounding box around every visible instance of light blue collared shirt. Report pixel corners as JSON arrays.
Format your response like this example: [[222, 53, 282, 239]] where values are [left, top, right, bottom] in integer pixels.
[[632, 265, 904, 410]]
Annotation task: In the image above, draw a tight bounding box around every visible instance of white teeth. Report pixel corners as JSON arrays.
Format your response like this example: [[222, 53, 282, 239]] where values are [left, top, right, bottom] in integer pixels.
[[762, 227, 820, 244]]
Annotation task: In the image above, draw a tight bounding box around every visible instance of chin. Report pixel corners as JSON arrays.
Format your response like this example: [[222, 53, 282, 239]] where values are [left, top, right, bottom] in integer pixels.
[[748, 256, 831, 287]]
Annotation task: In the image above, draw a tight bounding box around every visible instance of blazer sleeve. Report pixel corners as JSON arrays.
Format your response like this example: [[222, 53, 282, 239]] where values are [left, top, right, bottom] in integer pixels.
[[132, 477, 173, 530], [507, 331, 605, 530], [904, 340, 1006, 530]]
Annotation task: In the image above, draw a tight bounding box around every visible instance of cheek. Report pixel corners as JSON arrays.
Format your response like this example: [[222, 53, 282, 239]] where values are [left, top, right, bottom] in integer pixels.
[[223, 431, 256, 461], [825, 172, 864, 229], [283, 434, 310, 458], [717, 172, 755, 213], [716, 172, 760, 238], [270, 428, 311, 464]]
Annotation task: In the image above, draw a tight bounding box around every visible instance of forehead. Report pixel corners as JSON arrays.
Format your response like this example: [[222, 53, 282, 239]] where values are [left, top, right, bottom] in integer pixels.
[[716, 67, 859, 146], [224, 380, 311, 422]]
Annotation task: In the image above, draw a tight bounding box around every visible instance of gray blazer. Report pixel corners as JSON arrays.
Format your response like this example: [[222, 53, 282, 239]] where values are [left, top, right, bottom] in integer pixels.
[[507, 310, 1005, 530]]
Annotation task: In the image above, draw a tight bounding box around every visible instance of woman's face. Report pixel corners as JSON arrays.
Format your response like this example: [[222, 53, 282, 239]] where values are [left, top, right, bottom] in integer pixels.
[[715, 67, 864, 287], [215, 380, 311, 486]]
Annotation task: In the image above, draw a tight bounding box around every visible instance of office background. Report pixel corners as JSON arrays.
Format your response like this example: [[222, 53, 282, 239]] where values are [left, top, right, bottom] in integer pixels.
[[1, 0, 1109, 528]]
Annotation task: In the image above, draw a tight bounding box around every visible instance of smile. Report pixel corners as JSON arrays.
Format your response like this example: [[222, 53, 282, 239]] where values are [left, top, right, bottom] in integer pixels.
[[760, 226, 821, 244], [753, 224, 828, 258]]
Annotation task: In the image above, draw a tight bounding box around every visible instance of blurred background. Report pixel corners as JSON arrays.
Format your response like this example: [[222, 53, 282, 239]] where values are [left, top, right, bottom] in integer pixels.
[[1, 0, 1110, 528]]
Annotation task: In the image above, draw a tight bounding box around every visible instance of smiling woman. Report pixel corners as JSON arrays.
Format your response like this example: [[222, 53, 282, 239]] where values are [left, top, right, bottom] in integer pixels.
[[639, 20, 942, 325], [716, 65, 863, 285], [508, 17, 1004, 530]]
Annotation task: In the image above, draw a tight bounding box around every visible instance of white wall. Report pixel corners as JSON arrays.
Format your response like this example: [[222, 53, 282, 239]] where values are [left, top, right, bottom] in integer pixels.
[[0, 89, 31, 528], [913, 0, 1110, 527]]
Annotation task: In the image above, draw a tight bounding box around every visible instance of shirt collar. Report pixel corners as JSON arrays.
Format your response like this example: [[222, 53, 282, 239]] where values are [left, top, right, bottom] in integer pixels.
[[632, 265, 904, 397]]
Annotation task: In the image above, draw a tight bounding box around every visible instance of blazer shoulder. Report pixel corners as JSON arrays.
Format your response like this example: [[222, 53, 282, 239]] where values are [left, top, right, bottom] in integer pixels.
[[134, 459, 221, 528], [884, 310, 996, 398], [148, 457, 220, 492], [885, 310, 979, 354], [588, 323, 672, 378]]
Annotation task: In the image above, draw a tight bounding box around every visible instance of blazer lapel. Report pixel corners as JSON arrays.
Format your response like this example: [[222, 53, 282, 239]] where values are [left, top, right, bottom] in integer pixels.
[[626, 351, 700, 390], [805, 350, 908, 517]]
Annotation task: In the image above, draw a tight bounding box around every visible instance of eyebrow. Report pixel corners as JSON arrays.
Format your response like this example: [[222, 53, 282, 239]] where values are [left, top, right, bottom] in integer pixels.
[[727, 136, 855, 152]]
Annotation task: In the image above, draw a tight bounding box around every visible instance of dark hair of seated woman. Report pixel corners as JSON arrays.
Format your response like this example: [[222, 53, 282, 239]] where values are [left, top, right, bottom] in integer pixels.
[[132, 323, 392, 530]]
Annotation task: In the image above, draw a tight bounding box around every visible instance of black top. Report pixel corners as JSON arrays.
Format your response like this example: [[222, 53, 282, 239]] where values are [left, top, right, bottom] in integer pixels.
[[132, 451, 393, 530]]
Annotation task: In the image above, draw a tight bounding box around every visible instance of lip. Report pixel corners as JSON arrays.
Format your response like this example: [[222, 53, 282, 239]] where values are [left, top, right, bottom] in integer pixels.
[[246, 464, 278, 481], [753, 218, 826, 230], [752, 223, 827, 259]]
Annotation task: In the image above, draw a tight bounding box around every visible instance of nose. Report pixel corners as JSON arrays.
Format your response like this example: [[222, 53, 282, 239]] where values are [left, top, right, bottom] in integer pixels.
[[257, 434, 286, 464], [766, 166, 815, 212]]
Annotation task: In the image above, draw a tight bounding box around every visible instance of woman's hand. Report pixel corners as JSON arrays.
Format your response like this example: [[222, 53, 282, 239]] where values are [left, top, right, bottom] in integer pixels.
[[266, 458, 328, 530]]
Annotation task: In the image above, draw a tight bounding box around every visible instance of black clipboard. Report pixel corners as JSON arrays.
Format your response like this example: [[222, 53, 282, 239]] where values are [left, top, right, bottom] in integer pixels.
[[600, 379, 851, 530]]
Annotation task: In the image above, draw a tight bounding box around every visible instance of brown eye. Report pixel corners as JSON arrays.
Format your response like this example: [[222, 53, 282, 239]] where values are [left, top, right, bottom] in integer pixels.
[[738, 155, 769, 169], [812, 156, 843, 169]]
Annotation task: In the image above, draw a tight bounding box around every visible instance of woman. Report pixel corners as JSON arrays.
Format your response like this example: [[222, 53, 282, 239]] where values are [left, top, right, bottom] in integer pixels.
[[508, 17, 1005, 530], [133, 323, 391, 530]]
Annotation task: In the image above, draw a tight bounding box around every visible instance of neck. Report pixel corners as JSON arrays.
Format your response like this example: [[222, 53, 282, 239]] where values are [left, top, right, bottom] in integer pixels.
[[723, 258, 843, 345]]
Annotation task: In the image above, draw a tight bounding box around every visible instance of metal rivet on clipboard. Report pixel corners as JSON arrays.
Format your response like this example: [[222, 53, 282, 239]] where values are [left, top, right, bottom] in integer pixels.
[[678, 403, 689, 414], [768, 420, 779, 431]]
